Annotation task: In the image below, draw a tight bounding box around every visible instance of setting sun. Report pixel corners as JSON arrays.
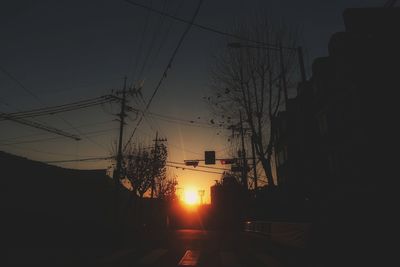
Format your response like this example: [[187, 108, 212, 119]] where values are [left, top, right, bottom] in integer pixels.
[[183, 190, 199, 205]]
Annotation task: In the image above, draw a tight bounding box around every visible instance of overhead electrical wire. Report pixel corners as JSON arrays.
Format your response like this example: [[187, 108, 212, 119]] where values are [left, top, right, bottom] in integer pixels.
[[166, 164, 224, 175], [137, 0, 168, 80], [43, 158, 223, 175], [124, 0, 291, 49], [145, 0, 185, 78], [0, 119, 115, 143], [129, 0, 153, 85], [131, 0, 186, 138], [0, 68, 82, 140], [45, 156, 112, 164], [0, 127, 118, 146], [41, 157, 227, 175], [0, 66, 44, 104], [1, 95, 116, 121], [0, 66, 111, 150], [1, 142, 97, 158], [125, 101, 223, 130], [167, 142, 203, 156], [167, 161, 230, 171], [123, 0, 204, 152], [127, 0, 188, 139]]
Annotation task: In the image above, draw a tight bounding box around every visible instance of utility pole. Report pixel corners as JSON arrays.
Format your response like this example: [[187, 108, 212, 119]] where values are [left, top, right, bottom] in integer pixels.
[[297, 46, 307, 83], [151, 132, 158, 198], [198, 190, 205, 205], [239, 111, 248, 190], [279, 43, 289, 110], [111, 76, 128, 229], [114, 76, 128, 185], [151, 131, 167, 198], [251, 135, 258, 189]]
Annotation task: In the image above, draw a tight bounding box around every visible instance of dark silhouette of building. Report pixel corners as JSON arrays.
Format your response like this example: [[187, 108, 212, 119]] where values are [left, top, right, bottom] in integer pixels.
[[275, 6, 399, 209], [1, 151, 120, 265], [210, 173, 247, 230], [2, 150, 173, 265], [273, 7, 399, 266]]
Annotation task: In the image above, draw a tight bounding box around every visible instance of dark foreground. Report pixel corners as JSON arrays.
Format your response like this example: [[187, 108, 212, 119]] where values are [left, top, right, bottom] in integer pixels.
[[7, 224, 383, 267], [95, 229, 306, 267]]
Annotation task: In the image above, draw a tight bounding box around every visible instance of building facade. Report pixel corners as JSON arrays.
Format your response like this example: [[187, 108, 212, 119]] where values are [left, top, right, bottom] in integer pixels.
[[274, 7, 400, 211]]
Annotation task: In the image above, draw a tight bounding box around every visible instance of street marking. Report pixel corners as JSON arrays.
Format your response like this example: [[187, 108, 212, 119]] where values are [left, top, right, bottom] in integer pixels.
[[138, 248, 168, 265], [220, 251, 241, 267], [178, 250, 200, 266], [256, 253, 283, 267]]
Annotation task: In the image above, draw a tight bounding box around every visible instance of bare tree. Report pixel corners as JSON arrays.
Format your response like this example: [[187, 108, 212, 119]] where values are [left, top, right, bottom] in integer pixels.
[[125, 143, 154, 198], [207, 16, 299, 187], [150, 142, 177, 200], [124, 141, 176, 199], [155, 175, 178, 201]]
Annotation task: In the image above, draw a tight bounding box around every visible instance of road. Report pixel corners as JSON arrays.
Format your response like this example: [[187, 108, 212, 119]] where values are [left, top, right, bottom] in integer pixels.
[[95, 229, 306, 267]]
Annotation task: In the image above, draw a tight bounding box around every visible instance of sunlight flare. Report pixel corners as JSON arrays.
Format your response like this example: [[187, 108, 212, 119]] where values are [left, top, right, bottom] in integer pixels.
[[183, 189, 199, 205]]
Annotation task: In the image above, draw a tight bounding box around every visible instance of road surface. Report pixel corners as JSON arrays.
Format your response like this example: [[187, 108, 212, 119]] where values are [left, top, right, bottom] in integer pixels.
[[95, 229, 305, 267]]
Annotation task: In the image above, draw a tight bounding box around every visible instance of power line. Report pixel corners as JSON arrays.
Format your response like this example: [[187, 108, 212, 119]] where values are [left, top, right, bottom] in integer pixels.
[[129, 2, 151, 85], [147, 111, 218, 128], [40, 156, 227, 174], [137, 0, 168, 80], [0, 127, 118, 146], [1, 95, 118, 146], [1, 95, 116, 120], [0, 66, 110, 149], [0, 143, 93, 158], [127, 0, 179, 141], [0, 66, 43, 103], [0, 67, 83, 140], [167, 160, 230, 171], [166, 164, 224, 175], [1, 112, 81, 140], [167, 142, 203, 156], [0, 119, 115, 142], [144, 0, 204, 112], [123, 0, 204, 152], [124, 0, 292, 49], [45, 156, 112, 164], [145, 0, 185, 78]]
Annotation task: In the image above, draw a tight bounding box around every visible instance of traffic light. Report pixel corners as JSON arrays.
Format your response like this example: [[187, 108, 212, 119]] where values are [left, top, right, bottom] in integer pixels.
[[185, 160, 199, 167], [220, 159, 236, 164], [204, 151, 215, 165]]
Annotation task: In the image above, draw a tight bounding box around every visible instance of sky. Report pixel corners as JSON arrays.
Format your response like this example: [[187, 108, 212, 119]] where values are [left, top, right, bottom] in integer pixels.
[[0, 0, 384, 203]]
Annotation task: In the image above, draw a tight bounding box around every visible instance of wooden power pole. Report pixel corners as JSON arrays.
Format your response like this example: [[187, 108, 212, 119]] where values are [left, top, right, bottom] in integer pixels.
[[239, 111, 248, 190], [114, 76, 128, 185]]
